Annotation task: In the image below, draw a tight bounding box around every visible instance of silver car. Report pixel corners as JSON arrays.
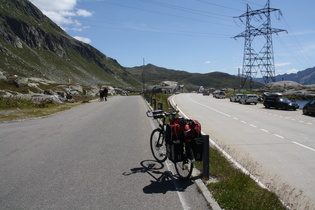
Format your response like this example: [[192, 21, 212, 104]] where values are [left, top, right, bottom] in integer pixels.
[[230, 94, 243, 102], [239, 94, 258, 105]]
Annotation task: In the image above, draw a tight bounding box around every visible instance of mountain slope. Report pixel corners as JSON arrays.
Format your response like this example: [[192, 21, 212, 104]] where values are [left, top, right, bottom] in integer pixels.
[[276, 67, 315, 85], [0, 0, 141, 89], [254, 67, 315, 85]]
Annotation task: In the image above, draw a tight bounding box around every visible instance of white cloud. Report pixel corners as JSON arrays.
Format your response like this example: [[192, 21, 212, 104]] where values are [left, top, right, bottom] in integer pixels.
[[204, 61, 211, 64], [276, 68, 299, 75], [43, 11, 74, 25], [29, 0, 77, 11], [76, 9, 93, 17], [275, 62, 291, 67], [74, 36, 92, 44], [29, 0, 93, 32]]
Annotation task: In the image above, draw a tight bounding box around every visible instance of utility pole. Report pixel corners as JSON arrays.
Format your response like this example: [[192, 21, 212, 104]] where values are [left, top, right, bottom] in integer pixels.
[[233, 0, 286, 89], [142, 58, 145, 92]]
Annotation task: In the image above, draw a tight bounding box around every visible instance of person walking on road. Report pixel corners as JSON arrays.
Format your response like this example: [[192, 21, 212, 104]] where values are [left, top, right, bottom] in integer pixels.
[[99, 88, 104, 101], [103, 87, 108, 101]]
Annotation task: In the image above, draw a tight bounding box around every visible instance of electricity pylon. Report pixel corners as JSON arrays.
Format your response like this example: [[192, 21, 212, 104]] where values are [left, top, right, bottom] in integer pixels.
[[233, 0, 286, 89]]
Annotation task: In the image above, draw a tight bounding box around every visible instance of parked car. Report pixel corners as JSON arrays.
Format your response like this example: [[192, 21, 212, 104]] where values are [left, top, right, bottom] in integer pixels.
[[215, 91, 226, 99], [303, 99, 315, 115], [239, 94, 258, 105], [264, 96, 299, 110], [203, 89, 210, 96], [230, 93, 243, 102]]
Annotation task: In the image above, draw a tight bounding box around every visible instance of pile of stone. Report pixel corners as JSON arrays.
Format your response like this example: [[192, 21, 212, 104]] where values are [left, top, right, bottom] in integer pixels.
[[263, 81, 315, 98], [0, 71, 128, 104]]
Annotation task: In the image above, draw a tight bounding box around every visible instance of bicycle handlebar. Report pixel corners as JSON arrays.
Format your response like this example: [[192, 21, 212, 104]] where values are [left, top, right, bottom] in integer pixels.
[[146, 110, 178, 118]]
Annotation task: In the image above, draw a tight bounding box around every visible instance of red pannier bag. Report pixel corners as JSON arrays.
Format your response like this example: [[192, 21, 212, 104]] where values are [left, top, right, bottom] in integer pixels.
[[183, 119, 203, 161], [166, 118, 184, 142], [183, 119, 201, 141], [165, 118, 185, 162]]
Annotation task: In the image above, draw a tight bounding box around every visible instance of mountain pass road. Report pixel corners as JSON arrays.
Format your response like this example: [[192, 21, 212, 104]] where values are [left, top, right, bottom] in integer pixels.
[[171, 93, 315, 207], [0, 96, 208, 209]]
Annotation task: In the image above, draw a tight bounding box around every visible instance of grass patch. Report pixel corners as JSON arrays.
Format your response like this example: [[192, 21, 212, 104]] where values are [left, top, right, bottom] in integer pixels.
[[0, 96, 97, 123], [195, 148, 286, 209]]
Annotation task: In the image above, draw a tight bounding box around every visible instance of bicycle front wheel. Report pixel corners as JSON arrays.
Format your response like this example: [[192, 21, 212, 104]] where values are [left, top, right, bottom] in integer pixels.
[[150, 128, 167, 163], [175, 158, 193, 179]]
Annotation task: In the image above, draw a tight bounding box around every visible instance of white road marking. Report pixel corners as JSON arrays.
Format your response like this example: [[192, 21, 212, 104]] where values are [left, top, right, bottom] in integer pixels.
[[165, 160, 191, 210], [292, 141, 315, 152], [187, 95, 231, 117], [261, 129, 269, 133], [274, 134, 284, 139], [250, 124, 257, 128]]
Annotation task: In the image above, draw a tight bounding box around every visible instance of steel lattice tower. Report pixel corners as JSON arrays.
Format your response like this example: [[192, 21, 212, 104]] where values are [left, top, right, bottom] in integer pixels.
[[233, 0, 286, 89]]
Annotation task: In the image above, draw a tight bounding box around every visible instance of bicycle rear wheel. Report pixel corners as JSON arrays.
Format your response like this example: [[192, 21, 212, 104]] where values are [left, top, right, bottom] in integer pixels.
[[175, 158, 193, 179], [150, 128, 167, 162]]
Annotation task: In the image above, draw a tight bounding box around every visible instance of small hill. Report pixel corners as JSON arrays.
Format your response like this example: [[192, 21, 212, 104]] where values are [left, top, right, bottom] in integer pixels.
[[127, 64, 263, 91]]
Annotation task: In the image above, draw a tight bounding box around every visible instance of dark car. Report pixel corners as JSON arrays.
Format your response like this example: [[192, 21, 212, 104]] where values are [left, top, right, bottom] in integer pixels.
[[203, 89, 210, 96], [303, 99, 315, 115], [264, 96, 299, 110]]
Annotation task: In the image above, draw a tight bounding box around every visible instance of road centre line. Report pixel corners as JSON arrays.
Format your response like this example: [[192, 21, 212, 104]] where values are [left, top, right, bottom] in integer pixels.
[[274, 134, 284, 139], [292, 141, 315, 152], [187, 95, 231, 117], [261, 129, 269, 133]]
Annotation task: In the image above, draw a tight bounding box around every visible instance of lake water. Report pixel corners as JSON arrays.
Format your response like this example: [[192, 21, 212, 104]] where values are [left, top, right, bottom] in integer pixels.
[[295, 100, 308, 108]]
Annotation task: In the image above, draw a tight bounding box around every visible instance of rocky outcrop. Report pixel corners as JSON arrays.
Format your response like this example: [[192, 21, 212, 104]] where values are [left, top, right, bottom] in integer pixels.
[[263, 81, 315, 98], [0, 71, 130, 104]]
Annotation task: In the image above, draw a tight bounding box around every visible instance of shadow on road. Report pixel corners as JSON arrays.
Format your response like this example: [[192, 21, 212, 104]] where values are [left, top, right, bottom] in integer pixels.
[[123, 160, 194, 194]]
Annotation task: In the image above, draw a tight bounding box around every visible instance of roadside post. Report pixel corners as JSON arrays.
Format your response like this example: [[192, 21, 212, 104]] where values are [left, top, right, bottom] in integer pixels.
[[202, 135, 210, 179], [158, 102, 163, 110], [152, 99, 156, 110]]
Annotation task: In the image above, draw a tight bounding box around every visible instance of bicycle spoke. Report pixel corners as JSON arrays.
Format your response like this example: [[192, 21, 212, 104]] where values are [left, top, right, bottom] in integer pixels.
[[150, 128, 167, 162]]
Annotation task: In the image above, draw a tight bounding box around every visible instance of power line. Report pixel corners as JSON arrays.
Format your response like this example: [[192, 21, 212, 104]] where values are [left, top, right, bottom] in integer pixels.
[[97, 0, 234, 27], [280, 16, 315, 66], [196, 0, 243, 12], [233, 0, 286, 89], [75, 18, 230, 38], [138, 0, 234, 21]]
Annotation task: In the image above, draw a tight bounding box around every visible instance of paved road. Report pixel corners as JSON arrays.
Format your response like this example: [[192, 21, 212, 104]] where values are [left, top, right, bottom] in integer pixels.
[[171, 93, 315, 208], [0, 96, 208, 209]]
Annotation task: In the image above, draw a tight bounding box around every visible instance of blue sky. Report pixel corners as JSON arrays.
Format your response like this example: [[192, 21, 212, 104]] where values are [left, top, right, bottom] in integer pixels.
[[29, 0, 315, 76]]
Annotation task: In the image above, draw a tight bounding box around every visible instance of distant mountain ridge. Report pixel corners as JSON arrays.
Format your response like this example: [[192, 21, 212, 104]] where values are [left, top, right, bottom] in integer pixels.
[[126, 64, 263, 91], [255, 67, 315, 85], [0, 0, 141, 89]]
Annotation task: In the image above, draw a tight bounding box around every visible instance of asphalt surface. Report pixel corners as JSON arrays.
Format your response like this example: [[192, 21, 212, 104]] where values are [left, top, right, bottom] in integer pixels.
[[171, 93, 315, 208], [0, 96, 209, 209]]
